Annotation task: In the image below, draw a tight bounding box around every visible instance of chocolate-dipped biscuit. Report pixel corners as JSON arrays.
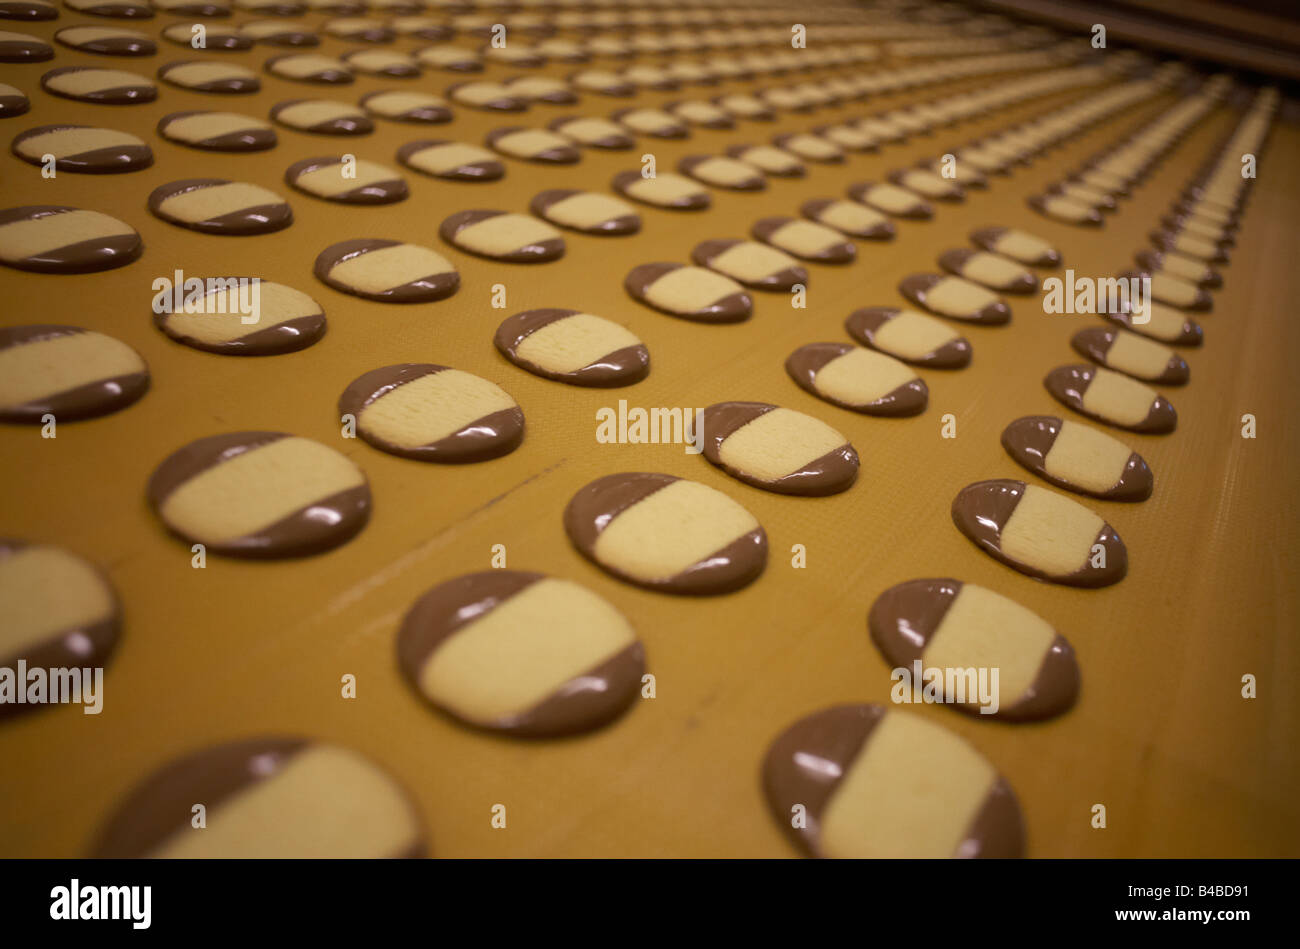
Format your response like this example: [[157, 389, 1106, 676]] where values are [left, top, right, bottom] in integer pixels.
[[241, 20, 319, 47], [1149, 227, 1229, 264], [847, 181, 932, 219], [153, 0, 229, 14], [691, 238, 807, 292], [40, 66, 156, 104], [762, 704, 1025, 858], [55, 25, 155, 56], [285, 156, 407, 205], [1121, 267, 1212, 312], [752, 217, 855, 264], [158, 61, 261, 94], [0, 1, 57, 19], [701, 401, 857, 496], [869, 580, 1080, 722], [91, 738, 424, 857], [148, 431, 370, 557], [1050, 181, 1116, 211], [1045, 364, 1177, 433], [265, 53, 352, 84], [564, 472, 767, 595], [786, 342, 927, 417], [845, 307, 970, 369], [148, 179, 292, 236], [398, 571, 645, 737], [567, 69, 634, 97], [1161, 211, 1233, 245], [445, 80, 525, 111], [528, 189, 639, 236], [494, 308, 648, 387], [726, 143, 803, 177], [712, 94, 774, 121], [324, 16, 393, 43], [235, 0, 302, 13], [620, 62, 676, 91], [161, 22, 250, 51], [342, 49, 418, 78], [484, 126, 580, 164], [390, 15, 452, 43], [339, 363, 523, 462], [0, 325, 148, 422], [1071, 327, 1189, 385], [153, 278, 326, 356], [157, 111, 276, 152], [0, 82, 29, 117], [1028, 193, 1102, 226], [499, 76, 575, 106], [548, 116, 634, 150], [899, 273, 1011, 325], [611, 107, 687, 139], [938, 248, 1036, 294], [1001, 415, 1152, 501], [0, 539, 121, 721], [611, 170, 710, 210], [0, 206, 142, 273], [396, 139, 503, 180], [678, 155, 765, 191], [359, 90, 450, 124], [666, 99, 733, 130], [951, 479, 1127, 587], [816, 123, 877, 153], [1134, 249, 1220, 289], [439, 209, 564, 263], [0, 28, 51, 60], [11, 125, 152, 174], [624, 262, 751, 323], [1102, 302, 1202, 347], [772, 132, 844, 164], [801, 198, 893, 240], [64, 0, 153, 15], [414, 45, 481, 72], [313, 238, 458, 303], [271, 99, 373, 136], [969, 226, 1061, 268]]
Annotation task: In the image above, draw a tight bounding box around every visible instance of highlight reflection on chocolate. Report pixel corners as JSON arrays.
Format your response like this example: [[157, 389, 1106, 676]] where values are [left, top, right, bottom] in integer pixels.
[[494, 308, 648, 387], [55, 26, 156, 56], [397, 570, 646, 737], [11, 125, 153, 174], [1001, 415, 1153, 501], [157, 111, 278, 152], [1044, 364, 1178, 433], [678, 154, 765, 191], [313, 238, 459, 303], [284, 156, 408, 205], [90, 738, 426, 858], [0, 325, 150, 422], [0, 205, 143, 273], [340, 363, 524, 462], [868, 579, 1080, 722], [1071, 327, 1189, 385], [563, 472, 768, 595], [951, 479, 1128, 587], [484, 126, 580, 164], [844, 307, 971, 369], [148, 431, 371, 558], [0, 539, 121, 722], [270, 99, 373, 135], [152, 278, 326, 356], [611, 169, 710, 210], [762, 704, 1025, 858], [41, 66, 157, 104], [0, 29, 51, 61], [158, 61, 261, 94], [898, 273, 1011, 325], [701, 401, 858, 496], [147, 178, 293, 236]]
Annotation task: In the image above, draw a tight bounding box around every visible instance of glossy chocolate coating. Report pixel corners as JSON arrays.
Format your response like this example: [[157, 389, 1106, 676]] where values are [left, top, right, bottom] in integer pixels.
[[158, 61, 260, 94], [163, 25, 250, 51], [485, 125, 579, 164], [1027, 193, 1102, 226], [55, 27, 155, 56], [624, 262, 752, 323], [0, 325, 149, 422], [284, 156, 407, 205], [899, 273, 1011, 325], [73, 0, 154, 14], [868, 578, 1080, 721], [90, 737, 426, 858], [1001, 415, 1153, 501], [549, 116, 633, 149], [359, 91, 450, 124], [951, 478, 1128, 587], [844, 307, 971, 369], [612, 109, 687, 139], [152, 280, 325, 356], [678, 154, 764, 190], [313, 238, 458, 302], [785, 342, 928, 417], [801, 198, 894, 239], [847, 181, 932, 219], [494, 308, 648, 387], [752, 216, 855, 264], [41, 66, 156, 103], [938, 247, 1036, 293], [563, 472, 768, 595], [529, 189, 640, 236], [611, 169, 710, 210], [157, 111, 277, 152], [691, 239, 807, 292], [147, 431, 371, 557], [1044, 364, 1178, 433], [271, 99, 372, 135], [339, 364, 524, 462], [148, 178, 293, 235], [668, 101, 732, 129], [11, 124, 153, 173], [439, 209, 564, 263], [0, 88, 29, 117], [888, 167, 961, 200], [0, 30, 50, 61], [445, 81, 524, 111], [0, 205, 142, 273], [396, 138, 502, 179], [969, 226, 1062, 267], [265, 54, 351, 84], [397, 570, 646, 737], [701, 401, 858, 496], [1071, 327, 1189, 385], [762, 704, 1025, 858]]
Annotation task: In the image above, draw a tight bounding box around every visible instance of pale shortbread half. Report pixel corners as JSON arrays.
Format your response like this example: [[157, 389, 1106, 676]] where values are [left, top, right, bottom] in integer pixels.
[[157, 183, 284, 224], [539, 193, 634, 230], [15, 127, 144, 162], [0, 331, 143, 407], [708, 243, 799, 283], [921, 276, 999, 316], [1081, 368, 1157, 427], [0, 210, 135, 262], [717, 408, 846, 482], [858, 183, 922, 214], [450, 214, 560, 256], [1042, 420, 1134, 494], [644, 267, 742, 312], [814, 348, 917, 405], [293, 160, 400, 197], [44, 69, 152, 98], [514, 313, 640, 374], [765, 220, 843, 257], [163, 112, 272, 143], [872, 310, 958, 360], [163, 282, 318, 343], [1103, 331, 1175, 380], [402, 142, 494, 174], [327, 244, 454, 294], [622, 173, 705, 206], [959, 252, 1026, 288], [999, 485, 1103, 576], [0, 545, 115, 659], [274, 100, 365, 128], [358, 369, 516, 449]]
